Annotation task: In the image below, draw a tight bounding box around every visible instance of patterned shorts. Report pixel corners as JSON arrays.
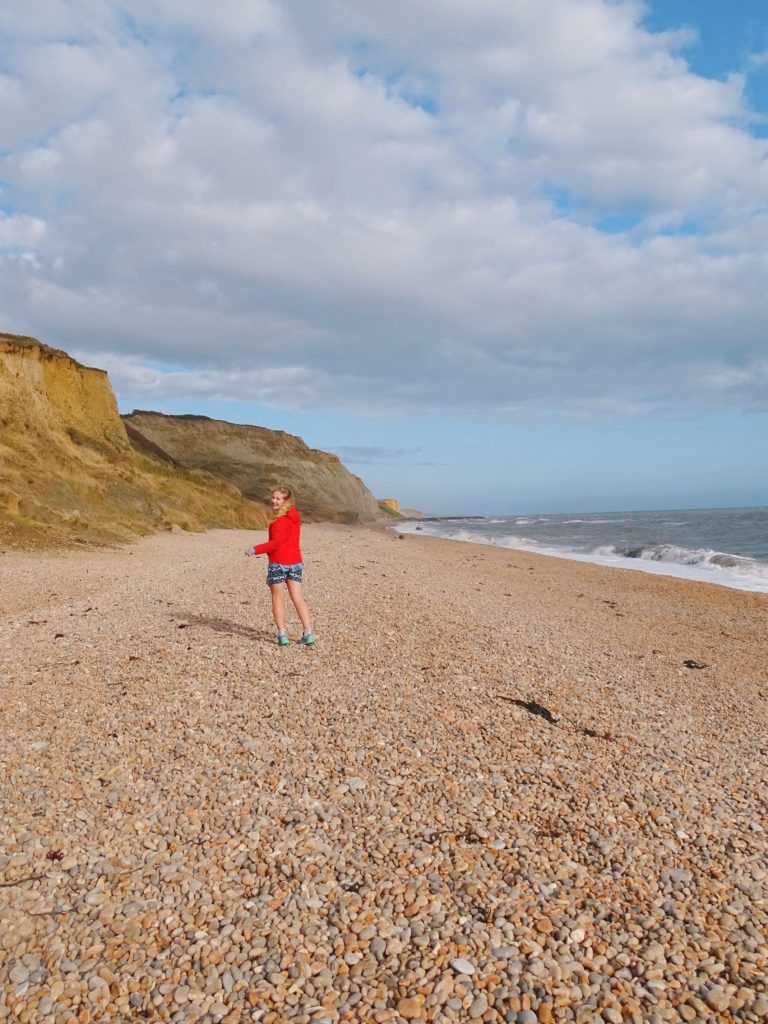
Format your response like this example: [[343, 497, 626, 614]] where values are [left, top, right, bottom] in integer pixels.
[[266, 562, 304, 586]]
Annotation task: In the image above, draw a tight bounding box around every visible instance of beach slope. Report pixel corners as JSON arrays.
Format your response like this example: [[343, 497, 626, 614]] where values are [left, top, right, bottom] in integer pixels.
[[0, 527, 766, 1023]]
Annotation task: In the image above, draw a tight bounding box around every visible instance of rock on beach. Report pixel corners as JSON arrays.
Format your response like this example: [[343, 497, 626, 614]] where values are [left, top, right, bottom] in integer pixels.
[[0, 524, 766, 1023]]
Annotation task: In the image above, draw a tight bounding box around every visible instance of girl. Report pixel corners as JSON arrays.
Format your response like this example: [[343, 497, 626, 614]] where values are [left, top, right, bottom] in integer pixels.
[[246, 486, 315, 646]]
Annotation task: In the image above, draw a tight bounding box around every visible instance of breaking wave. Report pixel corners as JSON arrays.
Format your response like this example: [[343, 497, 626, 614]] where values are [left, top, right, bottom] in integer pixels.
[[397, 516, 768, 592], [593, 543, 768, 576], [562, 518, 627, 524]]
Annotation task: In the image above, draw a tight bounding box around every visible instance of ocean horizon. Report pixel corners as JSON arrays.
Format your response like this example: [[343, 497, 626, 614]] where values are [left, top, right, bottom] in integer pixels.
[[397, 505, 768, 593]]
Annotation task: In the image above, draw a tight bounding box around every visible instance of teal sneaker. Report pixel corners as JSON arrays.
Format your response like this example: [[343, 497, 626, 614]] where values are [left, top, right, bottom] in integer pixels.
[[277, 634, 290, 647], [297, 633, 315, 646]]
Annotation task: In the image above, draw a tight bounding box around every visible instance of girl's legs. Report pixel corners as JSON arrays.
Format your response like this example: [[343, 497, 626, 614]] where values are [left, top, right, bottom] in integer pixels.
[[285, 579, 312, 630], [270, 583, 287, 631]]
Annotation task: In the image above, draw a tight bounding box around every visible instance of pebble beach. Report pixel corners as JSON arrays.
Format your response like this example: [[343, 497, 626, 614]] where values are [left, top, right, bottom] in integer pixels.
[[1, 524, 766, 1024]]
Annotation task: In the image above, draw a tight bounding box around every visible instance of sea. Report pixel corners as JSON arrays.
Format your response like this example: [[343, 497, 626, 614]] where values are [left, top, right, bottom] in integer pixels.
[[396, 506, 768, 593]]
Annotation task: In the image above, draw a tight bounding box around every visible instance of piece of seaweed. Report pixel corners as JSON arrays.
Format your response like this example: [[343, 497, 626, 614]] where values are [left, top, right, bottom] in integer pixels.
[[497, 696, 558, 724]]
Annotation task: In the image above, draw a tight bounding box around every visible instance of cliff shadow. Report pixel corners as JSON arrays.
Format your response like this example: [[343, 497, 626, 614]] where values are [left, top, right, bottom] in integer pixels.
[[181, 613, 273, 643]]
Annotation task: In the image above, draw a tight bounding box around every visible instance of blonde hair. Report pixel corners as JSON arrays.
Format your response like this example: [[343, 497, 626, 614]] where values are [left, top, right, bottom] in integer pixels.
[[269, 485, 295, 517]]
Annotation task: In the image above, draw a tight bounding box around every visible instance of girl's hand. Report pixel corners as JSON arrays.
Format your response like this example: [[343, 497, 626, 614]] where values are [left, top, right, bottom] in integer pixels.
[[244, 547, 255, 556]]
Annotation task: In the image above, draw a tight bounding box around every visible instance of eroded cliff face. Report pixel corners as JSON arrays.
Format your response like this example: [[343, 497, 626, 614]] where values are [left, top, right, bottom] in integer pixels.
[[0, 334, 268, 547], [122, 411, 382, 523], [0, 334, 128, 450]]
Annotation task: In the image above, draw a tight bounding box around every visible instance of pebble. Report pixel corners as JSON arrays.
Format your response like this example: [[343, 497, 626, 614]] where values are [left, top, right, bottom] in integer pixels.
[[0, 527, 765, 1024], [469, 995, 488, 1018], [704, 987, 730, 1012], [397, 996, 426, 1019], [492, 946, 516, 959], [450, 958, 475, 975]]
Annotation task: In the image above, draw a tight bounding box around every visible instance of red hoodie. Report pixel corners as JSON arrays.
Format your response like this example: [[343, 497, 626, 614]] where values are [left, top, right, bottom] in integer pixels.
[[254, 507, 302, 564]]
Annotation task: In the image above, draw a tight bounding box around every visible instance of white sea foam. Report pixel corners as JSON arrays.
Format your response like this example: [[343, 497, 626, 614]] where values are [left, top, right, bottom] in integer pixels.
[[583, 543, 768, 591], [562, 518, 628, 524], [398, 522, 540, 550], [593, 542, 767, 574], [395, 522, 768, 592]]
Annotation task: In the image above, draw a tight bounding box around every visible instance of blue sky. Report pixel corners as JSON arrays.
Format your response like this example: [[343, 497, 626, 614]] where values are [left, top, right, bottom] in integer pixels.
[[644, 0, 768, 116], [1, 0, 767, 515]]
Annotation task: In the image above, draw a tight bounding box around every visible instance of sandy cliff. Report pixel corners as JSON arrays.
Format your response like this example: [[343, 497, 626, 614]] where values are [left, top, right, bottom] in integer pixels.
[[0, 335, 126, 449], [122, 411, 382, 523], [0, 334, 268, 547]]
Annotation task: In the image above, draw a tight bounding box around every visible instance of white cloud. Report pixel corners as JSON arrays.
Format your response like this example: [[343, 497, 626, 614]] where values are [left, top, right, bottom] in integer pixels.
[[79, 351, 327, 408], [1, 0, 768, 418], [0, 212, 46, 248]]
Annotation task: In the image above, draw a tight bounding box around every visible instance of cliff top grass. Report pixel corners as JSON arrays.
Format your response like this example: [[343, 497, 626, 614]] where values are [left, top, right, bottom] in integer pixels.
[[0, 331, 98, 371]]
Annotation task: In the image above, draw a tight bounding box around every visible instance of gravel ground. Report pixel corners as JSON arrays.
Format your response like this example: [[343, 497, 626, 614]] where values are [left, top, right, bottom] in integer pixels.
[[1, 525, 766, 1024]]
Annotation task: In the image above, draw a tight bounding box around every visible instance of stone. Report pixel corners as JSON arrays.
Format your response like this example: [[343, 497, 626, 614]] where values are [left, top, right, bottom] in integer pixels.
[[602, 1009, 622, 1024], [450, 958, 475, 975], [0, 506, 765, 1024], [527, 959, 547, 979], [397, 996, 426, 1019], [644, 942, 665, 961], [84, 891, 108, 906], [704, 988, 730, 1013], [469, 995, 488, 1018], [492, 946, 517, 959]]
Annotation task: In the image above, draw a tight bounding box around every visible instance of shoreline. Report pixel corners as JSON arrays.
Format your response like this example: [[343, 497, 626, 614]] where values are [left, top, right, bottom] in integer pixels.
[[1, 524, 766, 1023], [391, 519, 768, 596]]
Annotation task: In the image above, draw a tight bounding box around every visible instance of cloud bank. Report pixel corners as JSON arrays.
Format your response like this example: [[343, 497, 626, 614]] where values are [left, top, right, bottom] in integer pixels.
[[1, 0, 767, 417]]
